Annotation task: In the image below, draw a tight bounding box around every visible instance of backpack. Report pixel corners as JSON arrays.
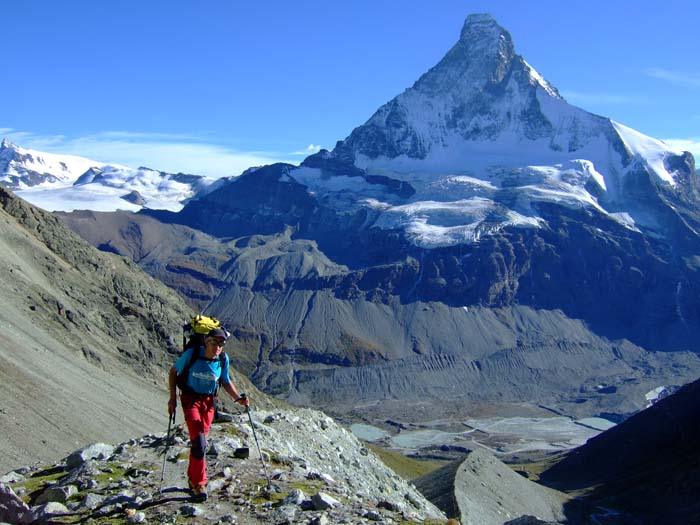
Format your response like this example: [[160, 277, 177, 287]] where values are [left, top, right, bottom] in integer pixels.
[[176, 314, 228, 395], [182, 314, 222, 350]]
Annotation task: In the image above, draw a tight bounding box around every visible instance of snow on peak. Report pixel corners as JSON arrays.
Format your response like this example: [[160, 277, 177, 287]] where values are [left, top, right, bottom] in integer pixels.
[[295, 15, 697, 249], [522, 59, 561, 99], [459, 13, 512, 48], [0, 140, 111, 188], [611, 121, 684, 186], [1, 140, 214, 213]]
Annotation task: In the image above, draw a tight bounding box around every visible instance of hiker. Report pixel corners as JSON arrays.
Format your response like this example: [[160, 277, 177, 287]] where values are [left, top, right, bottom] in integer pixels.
[[168, 327, 250, 501]]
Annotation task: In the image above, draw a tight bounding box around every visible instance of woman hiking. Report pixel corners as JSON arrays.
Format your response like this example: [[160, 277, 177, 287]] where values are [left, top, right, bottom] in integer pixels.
[[168, 327, 250, 502]]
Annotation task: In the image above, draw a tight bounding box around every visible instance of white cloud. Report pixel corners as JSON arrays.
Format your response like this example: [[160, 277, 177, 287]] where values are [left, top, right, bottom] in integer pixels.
[[0, 129, 299, 178], [663, 138, 700, 162], [292, 143, 323, 156], [645, 68, 700, 88]]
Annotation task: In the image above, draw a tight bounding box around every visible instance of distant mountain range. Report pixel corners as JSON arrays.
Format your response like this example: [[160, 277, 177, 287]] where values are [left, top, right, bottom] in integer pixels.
[[0, 138, 217, 212], [9, 14, 700, 425]]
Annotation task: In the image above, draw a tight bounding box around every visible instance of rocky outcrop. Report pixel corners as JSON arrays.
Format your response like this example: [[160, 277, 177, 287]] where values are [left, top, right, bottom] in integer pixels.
[[414, 448, 566, 525], [1, 408, 446, 524]]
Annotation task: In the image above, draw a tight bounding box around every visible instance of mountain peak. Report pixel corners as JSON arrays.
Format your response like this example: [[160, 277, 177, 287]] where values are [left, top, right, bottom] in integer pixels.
[[332, 13, 569, 164], [459, 13, 512, 50], [1, 138, 15, 150]]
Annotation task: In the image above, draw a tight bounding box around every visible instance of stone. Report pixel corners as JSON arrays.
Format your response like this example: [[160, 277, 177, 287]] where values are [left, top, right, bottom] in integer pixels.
[[283, 488, 305, 506], [35, 484, 78, 504], [270, 504, 297, 524], [0, 472, 24, 484], [66, 443, 115, 468], [505, 516, 561, 525], [80, 493, 105, 510], [182, 504, 204, 517], [209, 478, 228, 492], [311, 492, 340, 511], [308, 514, 329, 525], [33, 501, 69, 518], [208, 437, 243, 457], [377, 500, 400, 512], [364, 510, 383, 521], [0, 483, 36, 524], [127, 511, 147, 523]]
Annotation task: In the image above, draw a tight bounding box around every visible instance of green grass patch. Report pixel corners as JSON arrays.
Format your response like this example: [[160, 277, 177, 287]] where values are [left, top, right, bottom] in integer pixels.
[[289, 479, 325, 494], [365, 443, 444, 480], [12, 467, 68, 504], [93, 463, 130, 484]]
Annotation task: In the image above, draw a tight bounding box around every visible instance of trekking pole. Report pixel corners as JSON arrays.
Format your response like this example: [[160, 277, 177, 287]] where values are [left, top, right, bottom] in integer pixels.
[[240, 394, 271, 487], [159, 411, 176, 494]]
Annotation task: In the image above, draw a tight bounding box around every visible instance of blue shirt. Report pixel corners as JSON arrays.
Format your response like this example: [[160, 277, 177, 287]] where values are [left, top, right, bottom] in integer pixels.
[[175, 347, 231, 395]]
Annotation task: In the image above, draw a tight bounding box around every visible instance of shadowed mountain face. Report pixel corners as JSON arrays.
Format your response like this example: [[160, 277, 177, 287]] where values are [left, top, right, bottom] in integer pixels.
[[58, 14, 700, 422], [539, 377, 700, 524], [0, 185, 195, 472]]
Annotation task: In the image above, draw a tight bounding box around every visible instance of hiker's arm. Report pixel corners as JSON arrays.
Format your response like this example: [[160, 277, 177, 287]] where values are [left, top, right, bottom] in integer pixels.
[[222, 381, 250, 407], [167, 366, 178, 414]]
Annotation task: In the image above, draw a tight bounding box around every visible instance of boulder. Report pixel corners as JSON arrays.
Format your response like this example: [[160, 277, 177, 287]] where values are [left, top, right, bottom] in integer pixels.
[[0, 483, 35, 524], [66, 443, 115, 468]]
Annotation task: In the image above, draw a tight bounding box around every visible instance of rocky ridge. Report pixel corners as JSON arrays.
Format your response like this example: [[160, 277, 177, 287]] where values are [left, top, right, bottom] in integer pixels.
[[1, 408, 452, 525]]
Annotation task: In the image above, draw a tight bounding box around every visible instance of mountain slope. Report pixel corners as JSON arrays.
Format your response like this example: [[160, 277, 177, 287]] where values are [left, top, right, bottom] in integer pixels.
[[414, 447, 566, 524], [539, 376, 700, 524], [0, 185, 198, 472], [58, 14, 700, 425]]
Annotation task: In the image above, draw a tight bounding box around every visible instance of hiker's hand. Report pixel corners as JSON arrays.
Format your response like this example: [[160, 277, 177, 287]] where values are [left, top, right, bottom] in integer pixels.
[[235, 395, 250, 408], [168, 396, 177, 415]]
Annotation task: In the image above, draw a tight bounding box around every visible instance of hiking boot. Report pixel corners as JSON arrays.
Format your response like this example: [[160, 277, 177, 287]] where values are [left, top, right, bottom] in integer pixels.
[[192, 485, 208, 502], [214, 411, 233, 423]]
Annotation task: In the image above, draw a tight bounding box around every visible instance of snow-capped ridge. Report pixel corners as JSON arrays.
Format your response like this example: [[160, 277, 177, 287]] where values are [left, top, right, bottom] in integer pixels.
[[299, 14, 696, 248], [0, 138, 216, 212]]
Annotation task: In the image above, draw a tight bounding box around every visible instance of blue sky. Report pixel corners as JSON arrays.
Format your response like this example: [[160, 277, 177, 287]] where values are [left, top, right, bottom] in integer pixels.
[[2, 0, 699, 177]]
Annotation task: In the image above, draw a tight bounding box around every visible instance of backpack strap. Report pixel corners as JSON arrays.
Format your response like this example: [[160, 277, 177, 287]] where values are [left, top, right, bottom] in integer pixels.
[[176, 346, 201, 395]]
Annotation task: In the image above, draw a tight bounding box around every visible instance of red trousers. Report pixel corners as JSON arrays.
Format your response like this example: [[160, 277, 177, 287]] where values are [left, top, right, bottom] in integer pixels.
[[180, 393, 215, 487]]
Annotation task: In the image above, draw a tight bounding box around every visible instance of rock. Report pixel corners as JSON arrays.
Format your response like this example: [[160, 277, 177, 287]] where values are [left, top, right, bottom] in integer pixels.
[[233, 447, 250, 459], [270, 504, 297, 524], [80, 493, 105, 510], [0, 483, 35, 524], [209, 478, 228, 492], [377, 500, 400, 512], [208, 437, 243, 457], [308, 514, 329, 525], [66, 443, 115, 468], [0, 472, 24, 484], [283, 488, 305, 506], [182, 504, 204, 517], [505, 516, 562, 525], [35, 484, 78, 504], [320, 473, 335, 484], [311, 492, 340, 511], [33, 501, 70, 518], [364, 510, 383, 521]]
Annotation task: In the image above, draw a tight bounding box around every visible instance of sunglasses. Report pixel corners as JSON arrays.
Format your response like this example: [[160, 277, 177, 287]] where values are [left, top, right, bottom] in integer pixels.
[[207, 339, 226, 347]]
